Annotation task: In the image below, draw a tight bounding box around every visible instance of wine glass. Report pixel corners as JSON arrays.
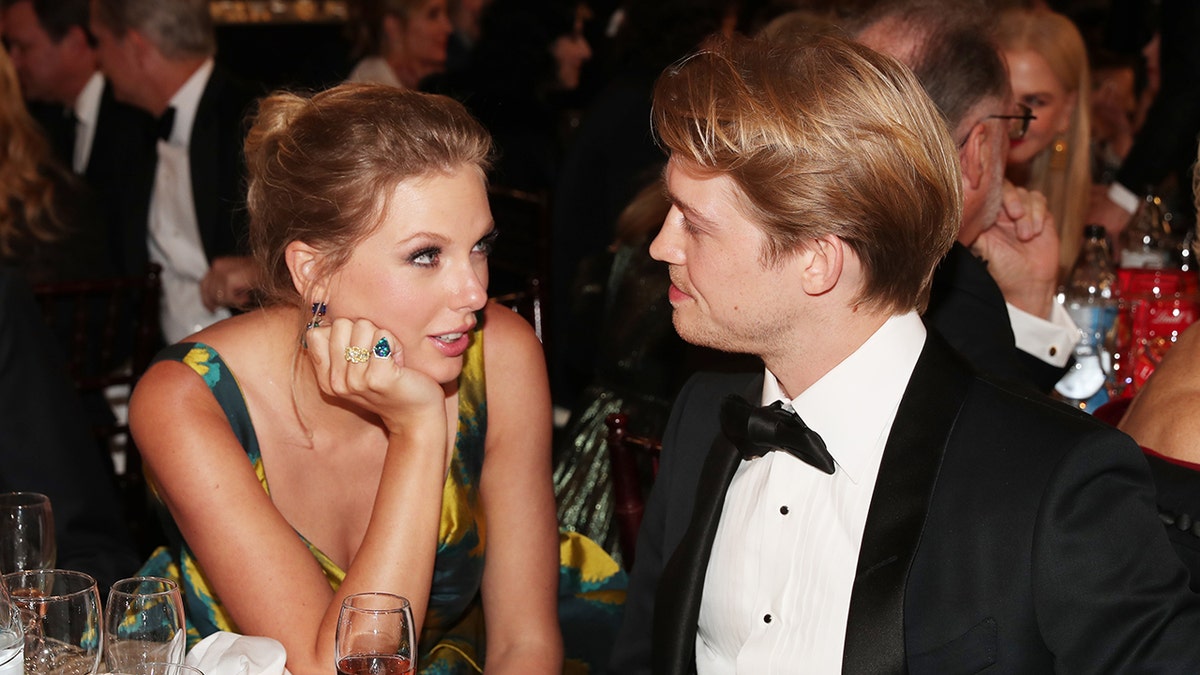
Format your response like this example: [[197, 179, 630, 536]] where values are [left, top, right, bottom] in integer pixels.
[[3, 569, 102, 675], [335, 593, 416, 675], [104, 578, 186, 673], [0, 580, 23, 675], [0, 493, 56, 573]]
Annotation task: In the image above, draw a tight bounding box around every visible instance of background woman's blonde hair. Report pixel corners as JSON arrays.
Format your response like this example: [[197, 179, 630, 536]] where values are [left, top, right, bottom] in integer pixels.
[[0, 46, 67, 258], [244, 83, 492, 307], [995, 7, 1091, 276], [652, 32, 962, 315]]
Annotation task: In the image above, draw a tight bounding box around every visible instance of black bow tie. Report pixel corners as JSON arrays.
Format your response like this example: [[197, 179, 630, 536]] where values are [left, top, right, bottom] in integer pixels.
[[156, 106, 176, 142], [719, 394, 835, 474]]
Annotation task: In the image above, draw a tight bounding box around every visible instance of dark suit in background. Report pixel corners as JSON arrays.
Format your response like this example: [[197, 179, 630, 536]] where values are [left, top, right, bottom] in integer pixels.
[[611, 333, 1200, 674], [925, 242, 1067, 394], [0, 268, 140, 591]]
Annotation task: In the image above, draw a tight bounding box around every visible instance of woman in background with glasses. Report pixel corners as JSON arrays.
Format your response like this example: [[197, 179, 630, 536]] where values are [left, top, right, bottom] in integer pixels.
[[996, 6, 1092, 277]]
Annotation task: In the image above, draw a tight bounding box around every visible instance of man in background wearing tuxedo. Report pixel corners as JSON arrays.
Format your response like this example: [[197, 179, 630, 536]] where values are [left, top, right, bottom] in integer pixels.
[[1, 0, 154, 270], [90, 0, 258, 343], [610, 32, 1200, 674]]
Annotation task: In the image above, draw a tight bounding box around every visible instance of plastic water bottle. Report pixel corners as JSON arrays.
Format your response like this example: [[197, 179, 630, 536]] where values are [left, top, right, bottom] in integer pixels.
[[1056, 225, 1118, 411], [1120, 190, 1172, 269]]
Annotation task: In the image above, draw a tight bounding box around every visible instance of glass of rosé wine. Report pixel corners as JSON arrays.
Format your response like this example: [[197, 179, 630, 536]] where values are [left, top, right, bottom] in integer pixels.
[[335, 593, 415, 675]]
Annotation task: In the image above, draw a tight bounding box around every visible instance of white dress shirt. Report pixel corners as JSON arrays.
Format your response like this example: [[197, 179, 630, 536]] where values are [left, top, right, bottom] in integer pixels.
[[346, 57, 404, 88], [71, 71, 105, 174], [696, 312, 927, 674], [148, 58, 230, 343]]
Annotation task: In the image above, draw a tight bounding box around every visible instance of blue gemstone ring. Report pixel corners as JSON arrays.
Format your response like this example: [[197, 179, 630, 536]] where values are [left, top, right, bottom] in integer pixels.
[[373, 337, 392, 359]]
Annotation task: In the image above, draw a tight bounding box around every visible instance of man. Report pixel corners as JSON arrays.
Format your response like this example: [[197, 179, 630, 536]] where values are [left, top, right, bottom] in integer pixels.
[[1, 0, 153, 180], [90, 0, 258, 342], [2, 0, 154, 265], [610, 32, 1200, 673], [1088, 0, 1200, 240], [853, 4, 1076, 393]]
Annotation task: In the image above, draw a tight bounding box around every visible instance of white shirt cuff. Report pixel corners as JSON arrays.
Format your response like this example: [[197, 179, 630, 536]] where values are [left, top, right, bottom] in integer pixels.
[[1108, 182, 1140, 214], [1007, 301, 1079, 367]]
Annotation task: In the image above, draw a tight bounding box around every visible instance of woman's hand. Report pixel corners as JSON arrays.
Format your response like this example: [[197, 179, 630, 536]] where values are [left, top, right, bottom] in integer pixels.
[[304, 317, 446, 432]]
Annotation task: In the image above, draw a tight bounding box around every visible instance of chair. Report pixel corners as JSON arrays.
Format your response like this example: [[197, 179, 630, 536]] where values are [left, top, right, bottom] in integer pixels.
[[605, 412, 663, 567], [487, 185, 551, 347], [31, 264, 162, 550]]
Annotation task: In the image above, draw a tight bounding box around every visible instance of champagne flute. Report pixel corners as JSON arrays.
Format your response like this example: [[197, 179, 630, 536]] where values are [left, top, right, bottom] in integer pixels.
[[335, 593, 416, 675], [104, 578, 186, 673], [3, 569, 102, 675], [0, 493, 56, 573]]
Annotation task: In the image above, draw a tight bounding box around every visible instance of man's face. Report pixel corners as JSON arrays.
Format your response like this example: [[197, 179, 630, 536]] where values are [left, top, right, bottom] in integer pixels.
[[88, 3, 141, 110], [650, 157, 810, 358], [2, 0, 74, 103]]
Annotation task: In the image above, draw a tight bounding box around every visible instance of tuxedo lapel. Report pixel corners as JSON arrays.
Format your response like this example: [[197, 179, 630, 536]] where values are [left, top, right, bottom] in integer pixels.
[[842, 334, 972, 673], [653, 377, 760, 675]]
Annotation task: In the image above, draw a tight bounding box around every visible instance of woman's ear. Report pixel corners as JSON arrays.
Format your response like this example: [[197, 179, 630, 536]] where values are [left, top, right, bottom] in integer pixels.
[[382, 14, 406, 50], [285, 241, 325, 301]]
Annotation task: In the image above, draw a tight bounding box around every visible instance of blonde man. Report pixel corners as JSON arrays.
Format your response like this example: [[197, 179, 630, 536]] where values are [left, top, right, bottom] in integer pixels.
[[610, 31, 1200, 674]]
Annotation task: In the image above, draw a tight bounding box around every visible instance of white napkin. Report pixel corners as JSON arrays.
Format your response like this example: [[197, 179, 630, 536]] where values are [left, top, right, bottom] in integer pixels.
[[185, 632, 290, 675]]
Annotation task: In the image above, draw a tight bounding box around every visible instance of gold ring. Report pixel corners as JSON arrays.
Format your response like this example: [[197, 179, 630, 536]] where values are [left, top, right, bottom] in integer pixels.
[[344, 346, 370, 364]]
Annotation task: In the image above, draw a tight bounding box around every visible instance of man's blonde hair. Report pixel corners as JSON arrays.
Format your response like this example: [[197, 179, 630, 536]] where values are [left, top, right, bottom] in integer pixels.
[[652, 32, 962, 314]]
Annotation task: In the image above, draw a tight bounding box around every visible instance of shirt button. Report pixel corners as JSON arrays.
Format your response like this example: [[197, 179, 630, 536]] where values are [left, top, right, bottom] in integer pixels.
[[763, 614, 772, 624], [779, 505, 789, 515]]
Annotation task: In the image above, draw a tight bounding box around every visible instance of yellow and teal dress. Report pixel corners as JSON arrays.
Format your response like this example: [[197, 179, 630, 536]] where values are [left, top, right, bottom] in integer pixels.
[[139, 327, 625, 674]]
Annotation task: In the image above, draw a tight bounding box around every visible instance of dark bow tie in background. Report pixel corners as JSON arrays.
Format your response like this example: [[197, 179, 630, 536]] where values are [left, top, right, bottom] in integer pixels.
[[156, 106, 177, 142], [720, 394, 836, 474]]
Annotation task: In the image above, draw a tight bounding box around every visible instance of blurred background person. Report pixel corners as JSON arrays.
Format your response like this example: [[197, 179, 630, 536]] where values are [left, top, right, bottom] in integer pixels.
[[346, 0, 453, 89], [0, 43, 104, 284], [430, 0, 592, 194], [91, 0, 260, 343], [996, 6, 1091, 278]]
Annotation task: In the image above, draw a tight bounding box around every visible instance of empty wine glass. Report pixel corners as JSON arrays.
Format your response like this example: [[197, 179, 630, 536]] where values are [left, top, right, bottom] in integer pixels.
[[335, 593, 416, 675], [104, 577, 185, 673], [3, 569, 102, 675], [0, 493, 56, 573]]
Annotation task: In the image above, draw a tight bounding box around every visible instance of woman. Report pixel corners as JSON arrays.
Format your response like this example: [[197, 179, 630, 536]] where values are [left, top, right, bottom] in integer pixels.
[[996, 7, 1092, 276], [0, 44, 103, 284], [347, 0, 454, 89], [130, 84, 562, 673]]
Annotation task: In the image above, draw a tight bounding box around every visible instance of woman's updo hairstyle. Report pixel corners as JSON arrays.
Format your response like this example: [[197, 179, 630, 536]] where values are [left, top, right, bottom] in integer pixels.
[[245, 83, 492, 306]]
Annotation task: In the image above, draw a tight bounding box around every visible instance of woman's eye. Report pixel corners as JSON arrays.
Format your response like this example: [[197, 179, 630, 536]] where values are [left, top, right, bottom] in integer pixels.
[[410, 247, 440, 267], [474, 231, 499, 255]]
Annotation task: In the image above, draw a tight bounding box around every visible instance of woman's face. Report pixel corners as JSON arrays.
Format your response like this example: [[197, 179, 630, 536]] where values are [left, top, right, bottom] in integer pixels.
[[325, 167, 493, 385], [550, 8, 592, 90], [400, 0, 453, 68], [1004, 48, 1076, 166]]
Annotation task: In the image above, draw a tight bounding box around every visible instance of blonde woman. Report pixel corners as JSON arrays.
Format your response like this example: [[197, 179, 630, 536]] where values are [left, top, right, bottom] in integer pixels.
[[996, 7, 1092, 277]]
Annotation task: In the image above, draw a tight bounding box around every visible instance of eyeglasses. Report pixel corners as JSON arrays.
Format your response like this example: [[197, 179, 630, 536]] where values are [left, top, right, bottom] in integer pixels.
[[957, 103, 1036, 147]]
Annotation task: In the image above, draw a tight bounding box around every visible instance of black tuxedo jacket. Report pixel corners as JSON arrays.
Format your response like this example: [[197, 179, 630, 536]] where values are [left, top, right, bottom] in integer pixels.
[[925, 242, 1066, 394], [0, 268, 140, 590], [610, 332, 1200, 674], [112, 65, 258, 277]]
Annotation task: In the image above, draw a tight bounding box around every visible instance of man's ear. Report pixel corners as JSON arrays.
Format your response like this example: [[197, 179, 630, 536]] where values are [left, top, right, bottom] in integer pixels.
[[959, 123, 988, 191], [61, 25, 93, 58], [798, 235, 844, 297], [285, 241, 326, 300]]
